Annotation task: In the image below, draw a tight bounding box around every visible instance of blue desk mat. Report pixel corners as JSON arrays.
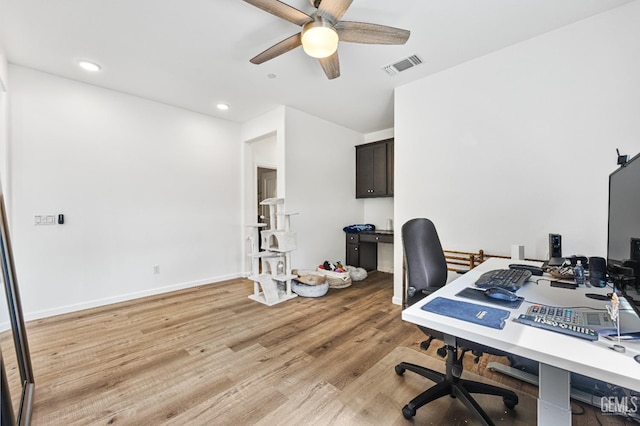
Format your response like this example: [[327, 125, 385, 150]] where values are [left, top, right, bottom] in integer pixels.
[[420, 297, 511, 329]]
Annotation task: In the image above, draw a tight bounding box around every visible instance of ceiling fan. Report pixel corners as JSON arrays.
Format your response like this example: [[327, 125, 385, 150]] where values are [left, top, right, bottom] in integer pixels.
[[243, 0, 410, 79]]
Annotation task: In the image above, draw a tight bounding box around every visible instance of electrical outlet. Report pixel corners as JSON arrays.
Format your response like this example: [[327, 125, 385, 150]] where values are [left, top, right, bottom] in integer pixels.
[[153, 265, 160, 274]]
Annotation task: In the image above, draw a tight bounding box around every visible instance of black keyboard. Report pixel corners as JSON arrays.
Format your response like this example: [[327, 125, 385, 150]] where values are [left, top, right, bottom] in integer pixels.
[[475, 269, 532, 292]]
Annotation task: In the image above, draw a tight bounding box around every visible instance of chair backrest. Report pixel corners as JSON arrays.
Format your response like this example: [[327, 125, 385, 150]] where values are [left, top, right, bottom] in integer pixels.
[[402, 218, 448, 306]]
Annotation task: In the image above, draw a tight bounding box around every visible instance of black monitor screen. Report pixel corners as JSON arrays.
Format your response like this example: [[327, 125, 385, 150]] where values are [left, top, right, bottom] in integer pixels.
[[608, 153, 640, 266]]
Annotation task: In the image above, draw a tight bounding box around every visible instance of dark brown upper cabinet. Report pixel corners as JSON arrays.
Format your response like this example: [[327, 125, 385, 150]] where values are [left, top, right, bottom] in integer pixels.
[[356, 139, 394, 198]]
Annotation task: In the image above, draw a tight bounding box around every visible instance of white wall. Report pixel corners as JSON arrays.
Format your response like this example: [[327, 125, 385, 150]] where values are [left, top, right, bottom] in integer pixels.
[[361, 127, 395, 272], [393, 2, 640, 304], [9, 66, 243, 318], [362, 127, 395, 230], [0, 43, 7, 93], [284, 107, 363, 269], [0, 43, 9, 204], [0, 88, 7, 201], [0, 46, 7, 327], [243, 133, 278, 229], [241, 107, 286, 199], [240, 107, 364, 272], [250, 134, 278, 167]]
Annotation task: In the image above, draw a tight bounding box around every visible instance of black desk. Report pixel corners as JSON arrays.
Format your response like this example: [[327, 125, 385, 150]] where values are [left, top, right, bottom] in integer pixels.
[[345, 230, 393, 271]]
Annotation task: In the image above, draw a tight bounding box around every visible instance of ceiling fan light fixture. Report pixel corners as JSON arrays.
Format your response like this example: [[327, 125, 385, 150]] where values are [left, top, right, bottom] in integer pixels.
[[301, 18, 338, 59]]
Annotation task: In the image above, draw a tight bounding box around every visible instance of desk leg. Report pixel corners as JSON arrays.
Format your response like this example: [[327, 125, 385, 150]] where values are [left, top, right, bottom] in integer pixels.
[[537, 363, 571, 425]]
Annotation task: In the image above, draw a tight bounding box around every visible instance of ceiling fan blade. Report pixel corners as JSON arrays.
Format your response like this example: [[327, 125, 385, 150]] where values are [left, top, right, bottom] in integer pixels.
[[243, 0, 313, 26], [319, 51, 340, 80], [250, 33, 302, 64], [336, 21, 410, 45], [316, 0, 353, 23]]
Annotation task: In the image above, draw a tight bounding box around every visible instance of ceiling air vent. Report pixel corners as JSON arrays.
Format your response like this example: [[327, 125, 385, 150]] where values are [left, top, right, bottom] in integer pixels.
[[382, 54, 423, 76]]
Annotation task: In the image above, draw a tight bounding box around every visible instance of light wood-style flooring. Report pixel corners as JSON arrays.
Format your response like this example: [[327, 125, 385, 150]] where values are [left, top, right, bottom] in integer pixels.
[[9, 272, 631, 425]]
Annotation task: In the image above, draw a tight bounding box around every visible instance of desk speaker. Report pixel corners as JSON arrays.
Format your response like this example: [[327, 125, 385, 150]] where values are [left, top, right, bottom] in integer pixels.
[[589, 257, 607, 288], [631, 238, 640, 263], [549, 234, 562, 258]]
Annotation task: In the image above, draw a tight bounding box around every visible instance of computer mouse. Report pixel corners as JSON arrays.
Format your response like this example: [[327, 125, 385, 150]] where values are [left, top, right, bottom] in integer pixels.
[[484, 287, 519, 302]]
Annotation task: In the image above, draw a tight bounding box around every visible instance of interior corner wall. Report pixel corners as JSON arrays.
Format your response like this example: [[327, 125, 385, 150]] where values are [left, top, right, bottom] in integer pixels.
[[362, 128, 395, 234], [360, 127, 395, 231], [0, 44, 9, 206], [9, 65, 243, 319], [0, 47, 7, 326], [0, 43, 7, 91], [362, 128, 395, 273], [393, 2, 640, 304], [283, 106, 363, 270], [241, 106, 286, 198]]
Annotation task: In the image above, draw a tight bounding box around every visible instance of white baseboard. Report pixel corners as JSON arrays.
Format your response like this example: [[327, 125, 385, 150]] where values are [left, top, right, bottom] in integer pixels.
[[392, 296, 402, 306], [24, 272, 244, 321]]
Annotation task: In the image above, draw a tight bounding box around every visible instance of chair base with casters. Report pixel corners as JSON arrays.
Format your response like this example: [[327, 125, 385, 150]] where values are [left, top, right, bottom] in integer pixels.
[[399, 218, 519, 425], [395, 335, 518, 426]]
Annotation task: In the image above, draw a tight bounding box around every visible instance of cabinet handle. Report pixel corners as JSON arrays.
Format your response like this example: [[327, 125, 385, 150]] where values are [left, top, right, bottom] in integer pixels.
[[354, 247, 358, 251], [375, 237, 379, 240]]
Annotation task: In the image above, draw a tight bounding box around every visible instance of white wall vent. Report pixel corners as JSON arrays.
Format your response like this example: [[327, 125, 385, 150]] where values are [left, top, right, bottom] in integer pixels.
[[382, 55, 423, 76]]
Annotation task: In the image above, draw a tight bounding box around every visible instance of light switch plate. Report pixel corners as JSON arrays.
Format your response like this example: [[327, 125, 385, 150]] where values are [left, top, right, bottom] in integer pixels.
[[34, 214, 57, 225]]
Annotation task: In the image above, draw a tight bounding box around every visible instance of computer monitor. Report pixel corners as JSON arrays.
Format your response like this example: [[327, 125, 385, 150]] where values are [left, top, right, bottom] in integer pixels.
[[607, 152, 640, 268], [607, 152, 640, 322]]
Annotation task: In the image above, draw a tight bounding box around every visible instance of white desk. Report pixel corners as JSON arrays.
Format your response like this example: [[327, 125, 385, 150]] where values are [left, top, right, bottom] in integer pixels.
[[402, 258, 640, 425]]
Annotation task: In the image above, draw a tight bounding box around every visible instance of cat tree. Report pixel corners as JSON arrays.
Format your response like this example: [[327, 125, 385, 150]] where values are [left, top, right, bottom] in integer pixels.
[[246, 198, 298, 306]]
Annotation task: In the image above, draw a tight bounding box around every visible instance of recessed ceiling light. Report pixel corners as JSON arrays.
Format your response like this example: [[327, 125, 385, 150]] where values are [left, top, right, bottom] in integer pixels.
[[267, 73, 277, 79], [216, 103, 230, 111], [77, 60, 101, 72]]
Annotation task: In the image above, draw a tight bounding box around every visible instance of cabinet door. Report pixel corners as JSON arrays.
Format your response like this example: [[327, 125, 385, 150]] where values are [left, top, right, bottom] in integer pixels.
[[371, 144, 388, 195], [358, 243, 378, 271], [356, 142, 389, 198], [346, 244, 359, 267], [356, 146, 374, 198]]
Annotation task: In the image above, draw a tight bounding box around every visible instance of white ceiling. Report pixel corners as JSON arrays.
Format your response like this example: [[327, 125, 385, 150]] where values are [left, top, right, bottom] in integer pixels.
[[0, 0, 634, 133]]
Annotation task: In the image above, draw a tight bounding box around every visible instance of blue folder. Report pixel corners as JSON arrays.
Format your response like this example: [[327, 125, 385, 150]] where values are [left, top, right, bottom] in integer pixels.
[[420, 297, 511, 330]]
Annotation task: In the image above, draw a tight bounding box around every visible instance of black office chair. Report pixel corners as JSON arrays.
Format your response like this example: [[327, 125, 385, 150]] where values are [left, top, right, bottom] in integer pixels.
[[395, 218, 518, 425]]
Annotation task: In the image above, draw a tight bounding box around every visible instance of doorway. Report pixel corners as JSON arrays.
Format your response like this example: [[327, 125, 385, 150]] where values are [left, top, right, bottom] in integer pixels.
[[257, 167, 277, 250]]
